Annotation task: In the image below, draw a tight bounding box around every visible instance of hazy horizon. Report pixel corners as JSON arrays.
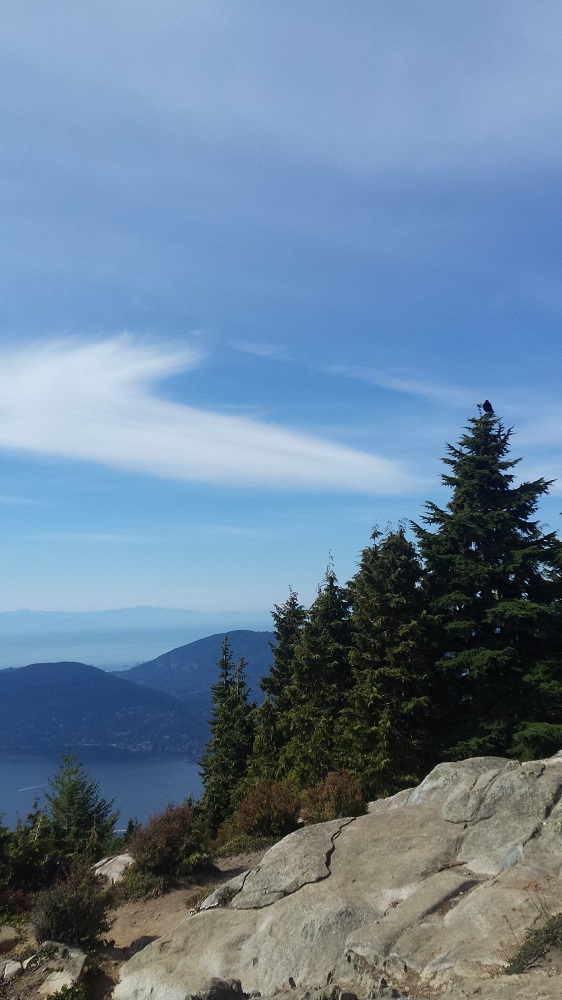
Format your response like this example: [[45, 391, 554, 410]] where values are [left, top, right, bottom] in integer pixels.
[[0, 606, 273, 670]]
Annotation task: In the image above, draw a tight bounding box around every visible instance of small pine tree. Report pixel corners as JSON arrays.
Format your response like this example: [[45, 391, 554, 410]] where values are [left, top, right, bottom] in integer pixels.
[[44, 752, 118, 860], [413, 410, 562, 760], [199, 638, 256, 833], [342, 527, 432, 797]]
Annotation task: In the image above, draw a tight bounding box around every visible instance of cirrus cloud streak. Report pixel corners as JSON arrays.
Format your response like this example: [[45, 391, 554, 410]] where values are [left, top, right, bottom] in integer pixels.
[[0, 337, 412, 494]]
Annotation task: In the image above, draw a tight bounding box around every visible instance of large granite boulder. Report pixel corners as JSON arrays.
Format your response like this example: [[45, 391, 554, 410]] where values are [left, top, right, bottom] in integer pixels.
[[115, 753, 562, 1000], [92, 852, 133, 884]]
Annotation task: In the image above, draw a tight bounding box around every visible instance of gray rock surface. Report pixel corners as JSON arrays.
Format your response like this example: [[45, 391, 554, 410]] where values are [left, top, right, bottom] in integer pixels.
[[115, 753, 562, 1000], [201, 819, 354, 911], [1, 958, 23, 983], [92, 852, 133, 883], [444, 969, 562, 999], [36, 943, 86, 997]]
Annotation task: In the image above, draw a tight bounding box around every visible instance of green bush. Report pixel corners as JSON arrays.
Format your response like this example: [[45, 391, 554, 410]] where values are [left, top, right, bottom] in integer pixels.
[[112, 866, 166, 901], [129, 804, 206, 884], [235, 780, 300, 838], [301, 771, 367, 825], [49, 986, 87, 1000], [33, 866, 113, 949], [213, 832, 277, 858]]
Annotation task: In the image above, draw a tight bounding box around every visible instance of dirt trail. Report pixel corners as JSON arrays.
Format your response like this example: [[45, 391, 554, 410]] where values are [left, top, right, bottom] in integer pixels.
[[110, 849, 265, 949], [96, 849, 267, 999], [1, 850, 266, 1000]]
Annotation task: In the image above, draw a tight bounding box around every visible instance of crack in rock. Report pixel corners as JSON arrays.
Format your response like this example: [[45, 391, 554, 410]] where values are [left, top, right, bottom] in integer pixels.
[[201, 817, 356, 912], [232, 817, 357, 909]]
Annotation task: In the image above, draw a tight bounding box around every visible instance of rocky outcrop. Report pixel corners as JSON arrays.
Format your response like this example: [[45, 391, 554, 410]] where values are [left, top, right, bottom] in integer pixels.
[[1, 942, 86, 996], [92, 852, 133, 884], [36, 943, 87, 996], [115, 753, 562, 1000]]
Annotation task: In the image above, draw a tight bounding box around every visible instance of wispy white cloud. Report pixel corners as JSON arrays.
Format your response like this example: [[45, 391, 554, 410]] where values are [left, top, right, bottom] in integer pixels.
[[0, 337, 415, 494], [233, 340, 292, 361], [324, 365, 477, 408], [0, 495, 42, 505], [45, 532, 157, 543], [200, 524, 272, 539]]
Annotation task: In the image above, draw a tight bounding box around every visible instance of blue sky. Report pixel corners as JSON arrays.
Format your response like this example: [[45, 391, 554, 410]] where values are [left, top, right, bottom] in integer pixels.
[[1, 0, 562, 615]]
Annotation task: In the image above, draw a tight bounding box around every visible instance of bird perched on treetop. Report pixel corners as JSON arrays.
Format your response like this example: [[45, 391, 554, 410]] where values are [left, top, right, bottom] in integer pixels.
[[482, 399, 494, 414]]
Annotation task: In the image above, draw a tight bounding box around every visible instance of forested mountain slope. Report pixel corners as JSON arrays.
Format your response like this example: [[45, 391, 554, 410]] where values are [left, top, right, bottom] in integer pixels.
[[0, 661, 205, 755], [0, 631, 274, 755], [115, 630, 274, 702]]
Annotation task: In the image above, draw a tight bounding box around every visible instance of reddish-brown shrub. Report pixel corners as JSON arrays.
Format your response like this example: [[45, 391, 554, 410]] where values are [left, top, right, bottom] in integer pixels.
[[0, 885, 32, 918], [129, 804, 205, 882], [236, 780, 300, 838], [301, 771, 367, 825]]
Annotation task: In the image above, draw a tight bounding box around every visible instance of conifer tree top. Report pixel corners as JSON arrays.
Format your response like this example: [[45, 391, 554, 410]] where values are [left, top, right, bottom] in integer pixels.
[[414, 411, 555, 547]]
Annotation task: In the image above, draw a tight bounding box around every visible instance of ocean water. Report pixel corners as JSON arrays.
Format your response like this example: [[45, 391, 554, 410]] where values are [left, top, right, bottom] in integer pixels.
[[0, 747, 203, 830]]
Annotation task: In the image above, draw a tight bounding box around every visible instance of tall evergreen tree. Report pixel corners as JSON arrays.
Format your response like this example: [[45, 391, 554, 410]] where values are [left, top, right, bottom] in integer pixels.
[[280, 567, 351, 787], [342, 527, 432, 797], [199, 638, 255, 833], [413, 410, 562, 760], [260, 588, 307, 712], [249, 589, 307, 780]]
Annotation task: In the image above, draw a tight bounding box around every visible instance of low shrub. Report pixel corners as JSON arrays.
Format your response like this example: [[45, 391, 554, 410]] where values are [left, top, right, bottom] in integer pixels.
[[33, 866, 113, 949], [301, 771, 367, 825], [112, 866, 166, 901], [505, 912, 562, 974], [213, 832, 277, 858], [128, 804, 206, 884], [48, 986, 87, 1000], [184, 885, 214, 912], [0, 885, 33, 920], [235, 780, 300, 839]]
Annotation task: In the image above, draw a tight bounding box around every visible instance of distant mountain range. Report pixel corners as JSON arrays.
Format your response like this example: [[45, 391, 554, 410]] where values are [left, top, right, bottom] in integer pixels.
[[0, 607, 273, 670], [115, 629, 273, 698], [0, 630, 274, 757]]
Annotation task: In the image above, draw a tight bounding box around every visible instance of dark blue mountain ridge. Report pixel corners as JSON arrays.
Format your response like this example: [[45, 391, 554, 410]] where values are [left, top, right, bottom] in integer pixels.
[[114, 629, 274, 699], [0, 661, 204, 755], [0, 631, 275, 755]]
